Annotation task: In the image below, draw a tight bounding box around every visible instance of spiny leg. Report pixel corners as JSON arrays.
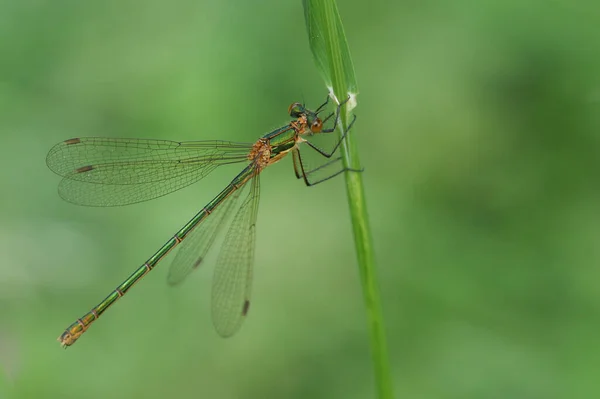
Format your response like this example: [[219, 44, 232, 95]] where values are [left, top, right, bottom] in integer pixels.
[[305, 114, 357, 158], [292, 151, 342, 181], [313, 95, 352, 134], [315, 94, 352, 119], [292, 148, 303, 179], [314, 95, 330, 114], [320, 95, 353, 130], [294, 148, 363, 186]]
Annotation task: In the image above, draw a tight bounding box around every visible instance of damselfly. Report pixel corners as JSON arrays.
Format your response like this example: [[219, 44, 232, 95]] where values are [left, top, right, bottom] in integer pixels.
[[47, 96, 357, 347]]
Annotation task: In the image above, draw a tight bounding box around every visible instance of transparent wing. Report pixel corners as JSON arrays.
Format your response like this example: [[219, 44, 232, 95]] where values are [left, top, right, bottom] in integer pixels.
[[46, 137, 252, 206], [167, 185, 245, 286], [211, 172, 260, 337]]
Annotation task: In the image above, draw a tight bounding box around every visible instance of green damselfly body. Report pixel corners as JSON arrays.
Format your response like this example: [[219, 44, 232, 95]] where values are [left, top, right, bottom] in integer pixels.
[[47, 96, 357, 347]]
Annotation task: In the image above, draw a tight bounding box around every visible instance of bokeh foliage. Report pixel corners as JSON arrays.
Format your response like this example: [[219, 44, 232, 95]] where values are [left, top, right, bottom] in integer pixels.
[[1, 0, 600, 398]]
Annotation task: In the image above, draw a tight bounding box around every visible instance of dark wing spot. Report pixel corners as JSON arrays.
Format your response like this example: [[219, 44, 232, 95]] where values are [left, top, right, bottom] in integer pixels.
[[192, 257, 203, 270], [75, 165, 94, 173], [64, 138, 81, 145], [242, 300, 250, 316]]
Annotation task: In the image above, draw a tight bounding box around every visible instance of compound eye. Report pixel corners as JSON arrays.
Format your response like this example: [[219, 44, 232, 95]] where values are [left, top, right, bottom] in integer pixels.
[[310, 119, 323, 133], [288, 102, 304, 118]]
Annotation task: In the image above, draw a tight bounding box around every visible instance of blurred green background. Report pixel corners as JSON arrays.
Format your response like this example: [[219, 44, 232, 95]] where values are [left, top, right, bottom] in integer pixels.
[[1, 0, 600, 398]]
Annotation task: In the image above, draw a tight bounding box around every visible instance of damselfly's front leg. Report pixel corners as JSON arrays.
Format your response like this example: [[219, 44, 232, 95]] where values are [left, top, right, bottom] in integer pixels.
[[305, 114, 357, 158]]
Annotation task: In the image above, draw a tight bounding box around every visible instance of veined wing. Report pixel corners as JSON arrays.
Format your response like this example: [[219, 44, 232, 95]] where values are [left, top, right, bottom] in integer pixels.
[[211, 171, 260, 337], [46, 137, 253, 206], [166, 180, 245, 286]]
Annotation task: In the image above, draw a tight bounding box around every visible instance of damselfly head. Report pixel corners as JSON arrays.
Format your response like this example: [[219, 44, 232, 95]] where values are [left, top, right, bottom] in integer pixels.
[[289, 102, 323, 134]]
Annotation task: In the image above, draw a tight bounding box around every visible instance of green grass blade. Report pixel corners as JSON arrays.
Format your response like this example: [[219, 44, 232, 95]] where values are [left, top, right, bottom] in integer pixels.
[[302, 1, 395, 398], [302, 0, 358, 96]]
